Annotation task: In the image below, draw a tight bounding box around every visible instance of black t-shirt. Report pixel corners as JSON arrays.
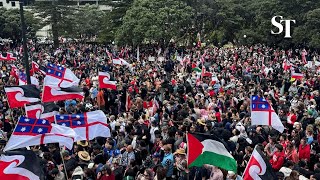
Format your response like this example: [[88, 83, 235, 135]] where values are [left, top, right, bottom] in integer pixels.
[[65, 157, 78, 173]]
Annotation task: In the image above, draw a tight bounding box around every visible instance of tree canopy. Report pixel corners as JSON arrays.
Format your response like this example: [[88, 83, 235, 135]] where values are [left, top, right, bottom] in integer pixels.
[[1, 0, 320, 48]]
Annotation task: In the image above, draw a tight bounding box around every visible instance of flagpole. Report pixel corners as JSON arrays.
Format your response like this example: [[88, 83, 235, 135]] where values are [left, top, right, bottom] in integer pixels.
[[53, 116, 69, 180], [59, 146, 69, 180], [19, 0, 31, 84]]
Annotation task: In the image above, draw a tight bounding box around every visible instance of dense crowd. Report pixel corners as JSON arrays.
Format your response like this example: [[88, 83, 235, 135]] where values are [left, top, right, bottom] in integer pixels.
[[1, 42, 320, 180]]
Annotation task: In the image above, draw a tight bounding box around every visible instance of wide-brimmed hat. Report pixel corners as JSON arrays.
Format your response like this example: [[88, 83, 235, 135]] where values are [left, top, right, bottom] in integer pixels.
[[174, 148, 186, 155], [78, 151, 90, 161], [77, 140, 88, 147], [197, 119, 206, 126]]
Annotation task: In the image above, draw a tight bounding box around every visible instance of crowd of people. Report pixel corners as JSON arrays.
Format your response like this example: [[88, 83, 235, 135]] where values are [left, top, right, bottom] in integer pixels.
[[1, 42, 320, 180]]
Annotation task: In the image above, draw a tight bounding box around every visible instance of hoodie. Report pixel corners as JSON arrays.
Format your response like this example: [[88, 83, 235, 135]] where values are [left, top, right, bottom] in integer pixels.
[[269, 151, 285, 171]]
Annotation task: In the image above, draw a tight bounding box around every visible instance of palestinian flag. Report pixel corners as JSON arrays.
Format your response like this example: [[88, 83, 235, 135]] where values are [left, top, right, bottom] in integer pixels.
[[192, 63, 202, 72], [187, 133, 237, 172]]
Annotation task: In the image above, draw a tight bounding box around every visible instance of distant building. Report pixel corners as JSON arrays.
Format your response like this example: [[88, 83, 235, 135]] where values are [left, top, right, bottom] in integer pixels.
[[0, 0, 19, 9]]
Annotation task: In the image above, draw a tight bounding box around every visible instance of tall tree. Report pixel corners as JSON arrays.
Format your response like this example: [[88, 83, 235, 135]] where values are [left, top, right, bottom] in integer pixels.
[[116, 0, 193, 45]]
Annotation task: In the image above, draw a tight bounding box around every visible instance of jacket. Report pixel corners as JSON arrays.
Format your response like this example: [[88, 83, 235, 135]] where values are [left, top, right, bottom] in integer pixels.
[[269, 151, 285, 171], [298, 144, 310, 161]]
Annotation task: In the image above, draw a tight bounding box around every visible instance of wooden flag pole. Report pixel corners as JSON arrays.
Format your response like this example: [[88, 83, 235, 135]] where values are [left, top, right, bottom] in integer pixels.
[[59, 146, 69, 180], [54, 117, 69, 180]]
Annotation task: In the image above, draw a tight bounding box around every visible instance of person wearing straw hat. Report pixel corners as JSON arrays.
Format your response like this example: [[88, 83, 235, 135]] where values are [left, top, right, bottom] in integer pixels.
[[78, 151, 91, 170], [174, 147, 188, 180], [77, 140, 89, 148]]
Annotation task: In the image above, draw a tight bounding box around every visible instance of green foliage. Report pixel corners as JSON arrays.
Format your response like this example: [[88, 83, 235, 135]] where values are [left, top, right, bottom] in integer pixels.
[[3, 0, 320, 48], [115, 0, 193, 45], [0, 8, 41, 41]]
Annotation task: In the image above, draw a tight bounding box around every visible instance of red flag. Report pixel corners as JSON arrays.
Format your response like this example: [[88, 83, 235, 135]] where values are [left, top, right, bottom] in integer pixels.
[[100, 81, 117, 90], [99, 72, 117, 90], [0, 52, 17, 61], [4, 85, 40, 108], [291, 72, 304, 79], [42, 86, 84, 102], [25, 104, 44, 119]]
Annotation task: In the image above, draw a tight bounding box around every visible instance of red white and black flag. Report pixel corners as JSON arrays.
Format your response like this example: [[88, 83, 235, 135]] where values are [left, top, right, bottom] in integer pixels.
[[40, 102, 59, 122], [4, 85, 41, 108], [25, 104, 44, 119], [42, 85, 84, 102], [0, 150, 44, 180], [243, 145, 276, 180]]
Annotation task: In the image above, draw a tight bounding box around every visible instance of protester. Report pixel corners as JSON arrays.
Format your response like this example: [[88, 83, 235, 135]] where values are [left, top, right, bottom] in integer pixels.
[[0, 43, 320, 180]]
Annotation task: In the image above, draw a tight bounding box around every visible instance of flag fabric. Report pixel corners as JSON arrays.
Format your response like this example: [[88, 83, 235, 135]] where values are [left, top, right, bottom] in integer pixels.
[[211, 76, 218, 85], [125, 93, 131, 112], [10, 65, 19, 79], [187, 133, 237, 172], [0, 52, 17, 61], [45, 63, 79, 88], [192, 67, 202, 72], [291, 72, 304, 79], [242, 146, 277, 180], [0, 150, 44, 180], [31, 61, 46, 75], [55, 110, 110, 141], [18, 72, 39, 87], [112, 58, 130, 66], [42, 85, 84, 103], [40, 103, 59, 122], [106, 49, 113, 60], [201, 67, 212, 77], [4, 85, 40, 108], [98, 71, 111, 85], [251, 96, 284, 133], [153, 97, 159, 113], [282, 60, 292, 71], [25, 104, 44, 119], [4, 116, 76, 151], [99, 79, 117, 90]]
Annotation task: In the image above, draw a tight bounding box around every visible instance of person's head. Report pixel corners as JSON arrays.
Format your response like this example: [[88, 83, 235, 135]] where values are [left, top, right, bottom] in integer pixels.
[[49, 168, 59, 178], [314, 163, 320, 171], [104, 138, 114, 150], [164, 145, 171, 155], [48, 144, 57, 153], [61, 150, 70, 160], [280, 134, 287, 141], [100, 164, 112, 176], [227, 171, 237, 180], [288, 170, 299, 179], [269, 136, 276, 144], [152, 152, 160, 162], [126, 145, 133, 153], [245, 146, 253, 155], [93, 144, 102, 154], [190, 125, 196, 132], [175, 130, 183, 139], [275, 144, 283, 152], [300, 138, 306, 146], [141, 169, 154, 180], [283, 160, 294, 168]]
